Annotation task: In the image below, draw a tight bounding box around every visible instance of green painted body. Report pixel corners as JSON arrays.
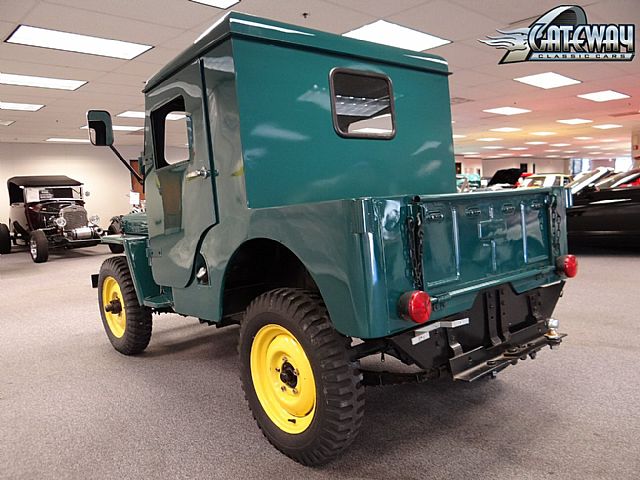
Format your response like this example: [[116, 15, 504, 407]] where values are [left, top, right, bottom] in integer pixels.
[[107, 13, 570, 339]]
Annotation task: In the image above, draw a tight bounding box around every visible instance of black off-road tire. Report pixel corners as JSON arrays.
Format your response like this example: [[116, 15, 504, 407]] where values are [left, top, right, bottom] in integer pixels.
[[98, 256, 152, 355], [107, 220, 125, 254], [0, 223, 11, 254], [239, 288, 364, 466], [29, 230, 49, 263]]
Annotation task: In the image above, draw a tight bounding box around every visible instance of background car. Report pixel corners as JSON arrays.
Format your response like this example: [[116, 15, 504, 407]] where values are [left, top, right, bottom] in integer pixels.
[[1, 175, 105, 263], [519, 173, 572, 188], [567, 168, 640, 246]]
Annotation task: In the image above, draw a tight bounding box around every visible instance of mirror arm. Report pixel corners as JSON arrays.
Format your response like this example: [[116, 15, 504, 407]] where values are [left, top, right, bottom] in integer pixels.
[[110, 145, 144, 185]]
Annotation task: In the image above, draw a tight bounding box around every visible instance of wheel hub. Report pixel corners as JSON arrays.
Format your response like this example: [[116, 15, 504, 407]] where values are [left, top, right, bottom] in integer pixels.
[[104, 299, 123, 314], [279, 361, 298, 388]]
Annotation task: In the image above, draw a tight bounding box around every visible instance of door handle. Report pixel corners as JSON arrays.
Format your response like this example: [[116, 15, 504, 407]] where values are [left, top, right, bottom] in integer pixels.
[[186, 167, 211, 180]]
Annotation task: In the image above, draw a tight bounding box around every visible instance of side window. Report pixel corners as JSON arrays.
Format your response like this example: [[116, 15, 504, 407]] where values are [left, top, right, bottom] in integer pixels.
[[329, 69, 395, 139], [151, 96, 192, 168]]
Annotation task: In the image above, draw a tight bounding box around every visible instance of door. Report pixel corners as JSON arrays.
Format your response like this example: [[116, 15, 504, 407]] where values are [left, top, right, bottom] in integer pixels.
[[144, 59, 217, 288]]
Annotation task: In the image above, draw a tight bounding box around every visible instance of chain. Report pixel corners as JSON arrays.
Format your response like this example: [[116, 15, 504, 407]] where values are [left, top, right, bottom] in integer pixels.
[[406, 204, 424, 291]]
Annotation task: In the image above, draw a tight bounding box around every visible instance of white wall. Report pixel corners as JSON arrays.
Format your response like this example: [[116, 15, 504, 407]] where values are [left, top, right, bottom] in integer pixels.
[[455, 155, 483, 175], [0, 143, 141, 228]]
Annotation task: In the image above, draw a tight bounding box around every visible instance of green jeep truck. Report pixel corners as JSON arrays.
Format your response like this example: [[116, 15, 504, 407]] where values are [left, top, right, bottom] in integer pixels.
[[88, 12, 577, 466]]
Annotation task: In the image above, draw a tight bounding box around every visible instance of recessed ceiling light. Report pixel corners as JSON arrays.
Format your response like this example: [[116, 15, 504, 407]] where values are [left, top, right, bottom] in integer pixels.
[[584, 145, 599, 149], [490, 127, 522, 132], [508, 147, 528, 151], [589, 151, 603, 155], [343, 20, 451, 51], [545, 149, 560, 152], [577, 90, 630, 102], [546, 155, 560, 158], [550, 143, 571, 147], [81, 125, 143, 132], [599, 138, 618, 142], [525, 141, 547, 145], [189, 0, 240, 8], [593, 124, 622, 129], [514, 72, 581, 89], [531, 131, 556, 136], [520, 154, 533, 157], [0, 101, 44, 111], [564, 150, 578, 153], [483, 106, 531, 116], [46, 137, 90, 143], [462, 152, 479, 155], [0, 72, 86, 91], [574, 136, 593, 140], [0, 120, 15, 126], [117, 110, 183, 120], [452, 134, 466, 139], [556, 118, 592, 125], [478, 137, 502, 141], [481, 145, 504, 149], [496, 153, 510, 156], [6, 25, 152, 60]]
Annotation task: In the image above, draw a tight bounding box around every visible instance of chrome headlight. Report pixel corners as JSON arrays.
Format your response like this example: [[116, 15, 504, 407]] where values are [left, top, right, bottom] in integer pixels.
[[89, 215, 100, 225], [54, 216, 67, 228]]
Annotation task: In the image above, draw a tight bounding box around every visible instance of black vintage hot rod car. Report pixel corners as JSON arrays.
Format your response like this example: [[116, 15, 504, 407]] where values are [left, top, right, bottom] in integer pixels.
[[0, 176, 105, 263]]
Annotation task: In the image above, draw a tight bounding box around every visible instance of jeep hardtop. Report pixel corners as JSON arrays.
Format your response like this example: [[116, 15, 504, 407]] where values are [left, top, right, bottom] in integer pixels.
[[88, 12, 576, 466]]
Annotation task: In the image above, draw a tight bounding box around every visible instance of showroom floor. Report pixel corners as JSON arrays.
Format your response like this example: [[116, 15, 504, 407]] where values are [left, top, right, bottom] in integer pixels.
[[1, 246, 639, 480]]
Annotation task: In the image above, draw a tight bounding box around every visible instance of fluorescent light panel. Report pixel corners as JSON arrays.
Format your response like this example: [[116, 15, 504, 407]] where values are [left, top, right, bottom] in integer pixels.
[[593, 124, 622, 129], [531, 131, 556, 136], [0, 101, 44, 111], [514, 72, 580, 89], [46, 138, 90, 143], [550, 143, 571, 147], [482, 146, 503, 149], [508, 147, 528, 151], [190, 0, 240, 8], [117, 110, 184, 121], [0, 72, 86, 90], [452, 134, 466, 138], [525, 141, 546, 145], [490, 127, 521, 132], [483, 107, 531, 115], [557, 118, 592, 125], [6, 25, 152, 60], [574, 136, 593, 140], [577, 90, 630, 102], [81, 125, 143, 132], [343, 20, 450, 51], [478, 137, 502, 141]]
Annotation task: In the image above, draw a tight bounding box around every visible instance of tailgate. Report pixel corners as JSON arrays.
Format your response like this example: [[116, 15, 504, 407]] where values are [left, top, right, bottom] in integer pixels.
[[409, 188, 564, 297]]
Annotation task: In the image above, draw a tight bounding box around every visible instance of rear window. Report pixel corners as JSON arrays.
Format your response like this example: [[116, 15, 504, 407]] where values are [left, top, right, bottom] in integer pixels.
[[329, 69, 395, 139]]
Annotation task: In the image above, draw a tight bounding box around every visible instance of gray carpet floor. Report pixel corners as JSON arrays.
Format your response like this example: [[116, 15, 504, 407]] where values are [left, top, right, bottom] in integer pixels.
[[1, 245, 639, 479]]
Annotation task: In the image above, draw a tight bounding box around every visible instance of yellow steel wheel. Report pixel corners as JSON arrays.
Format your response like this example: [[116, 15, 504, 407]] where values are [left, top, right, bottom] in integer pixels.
[[250, 324, 316, 434], [102, 276, 126, 338]]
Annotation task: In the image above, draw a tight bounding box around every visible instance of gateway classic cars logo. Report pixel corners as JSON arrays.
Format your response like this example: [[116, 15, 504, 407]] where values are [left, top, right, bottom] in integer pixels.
[[480, 5, 635, 63]]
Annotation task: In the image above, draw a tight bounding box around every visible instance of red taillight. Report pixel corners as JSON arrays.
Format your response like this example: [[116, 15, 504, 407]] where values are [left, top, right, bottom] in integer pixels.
[[557, 254, 578, 278], [398, 290, 432, 324]]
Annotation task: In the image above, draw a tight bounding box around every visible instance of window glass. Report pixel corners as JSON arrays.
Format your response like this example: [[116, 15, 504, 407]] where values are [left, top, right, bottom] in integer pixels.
[[330, 70, 394, 138], [151, 96, 192, 168]]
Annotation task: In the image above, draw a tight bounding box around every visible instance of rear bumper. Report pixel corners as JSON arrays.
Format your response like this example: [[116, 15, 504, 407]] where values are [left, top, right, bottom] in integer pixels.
[[387, 282, 565, 381]]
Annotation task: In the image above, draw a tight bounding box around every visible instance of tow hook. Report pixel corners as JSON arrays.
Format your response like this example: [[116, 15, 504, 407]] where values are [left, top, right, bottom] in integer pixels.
[[544, 318, 561, 340], [104, 299, 123, 314]]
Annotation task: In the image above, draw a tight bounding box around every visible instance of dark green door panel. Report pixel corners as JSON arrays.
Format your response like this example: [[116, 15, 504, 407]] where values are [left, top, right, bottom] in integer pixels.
[[144, 60, 217, 288]]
